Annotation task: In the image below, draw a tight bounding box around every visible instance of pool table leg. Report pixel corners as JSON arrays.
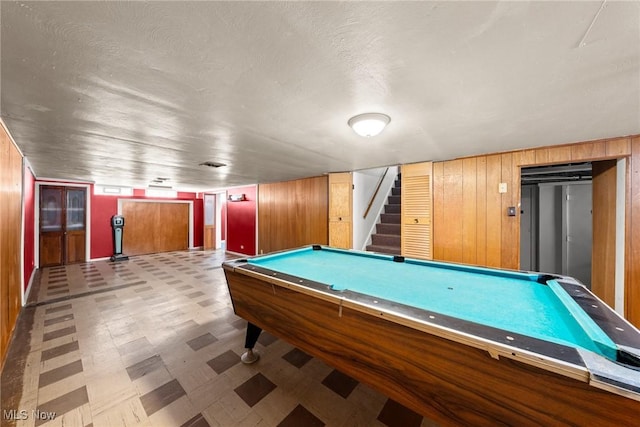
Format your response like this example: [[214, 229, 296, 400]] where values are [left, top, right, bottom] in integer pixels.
[[241, 322, 262, 364]]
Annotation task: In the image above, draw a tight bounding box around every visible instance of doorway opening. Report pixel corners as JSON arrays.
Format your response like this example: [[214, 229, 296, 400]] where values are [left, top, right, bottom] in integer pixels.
[[520, 162, 593, 287]]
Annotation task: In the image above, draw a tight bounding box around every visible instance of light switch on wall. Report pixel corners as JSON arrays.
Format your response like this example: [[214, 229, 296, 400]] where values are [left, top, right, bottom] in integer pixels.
[[498, 183, 507, 193]]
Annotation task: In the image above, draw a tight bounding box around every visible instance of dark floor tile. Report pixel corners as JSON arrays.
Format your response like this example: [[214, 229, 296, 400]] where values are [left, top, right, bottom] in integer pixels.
[[140, 379, 186, 416], [95, 294, 117, 303], [377, 399, 423, 427], [39, 359, 83, 388], [186, 291, 205, 299], [47, 289, 69, 296], [322, 369, 359, 398], [197, 299, 216, 307], [181, 413, 210, 427], [35, 386, 88, 426], [47, 283, 69, 290], [282, 348, 313, 369], [234, 373, 276, 408], [43, 313, 74, 327], [47, 278, 68, 284], [134, 286, 153, 293], [118, 271, 136, 277], [177, 284, 192, 290], [277, 404, 324, 427], [43, 325, 76, 342], [206, 350, 240, 374], [45, 303, 72, 314], [126, 354, 163, 381], [41, 341, 79, 362], [187, 333, 218, 351]]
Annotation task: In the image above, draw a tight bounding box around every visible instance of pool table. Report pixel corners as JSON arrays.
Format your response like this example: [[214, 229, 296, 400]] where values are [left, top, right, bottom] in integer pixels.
[[223, 245, 640, 426]]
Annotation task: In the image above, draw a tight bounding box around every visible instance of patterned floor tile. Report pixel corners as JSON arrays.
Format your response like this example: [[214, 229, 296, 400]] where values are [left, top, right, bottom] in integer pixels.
[[277, 404, 324, 427], [2, 250, 438, 427], [234, 373, 277, 408], [139, 379, 186, 416]]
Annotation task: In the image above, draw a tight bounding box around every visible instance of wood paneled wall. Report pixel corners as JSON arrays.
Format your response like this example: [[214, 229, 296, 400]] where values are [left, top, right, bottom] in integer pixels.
[[1, 123, 23, 368], [258, 176, 328, 254], [630, 136, 640, 326], [432, 135, 640, 326], [121, 201, 189, 256], [433, 153, 520, 268], [592, 160, 618, 307]]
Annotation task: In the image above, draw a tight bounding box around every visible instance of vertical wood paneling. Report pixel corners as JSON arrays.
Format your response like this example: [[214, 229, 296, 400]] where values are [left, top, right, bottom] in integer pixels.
[[428, 135, 639, 326], [628, 137, 640, 325], [442, 160, 463, 262], [501, 153, 518, 269], [514, 150, 536, 167], [462, 158, 477, 264], [258, 176, 328, 254], [1, 123, 23, 368], [432, 162, 444, 260], [592, 160, 617, 306], [485, 155, 502, 267], [121, 202, 189, 255], [571, 141, 606, 161], [541, 145, 573, 164], [606, 137, 632, 157], [475, 157, 487, 266]]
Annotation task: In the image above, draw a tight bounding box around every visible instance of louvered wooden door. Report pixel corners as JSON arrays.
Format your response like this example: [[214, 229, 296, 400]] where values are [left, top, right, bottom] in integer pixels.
[[401, 162, 433, 259]]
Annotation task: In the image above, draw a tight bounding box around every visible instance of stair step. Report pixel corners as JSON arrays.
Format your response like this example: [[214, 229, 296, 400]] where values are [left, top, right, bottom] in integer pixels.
[[366, 244, 401, 256], [391, 187, 401, 196], [371, 234, 400, 247], [385, 204, 400, 214], [376, 223, 400, 235], [380, 213, 400, 224], [388, 195, 400, 205]]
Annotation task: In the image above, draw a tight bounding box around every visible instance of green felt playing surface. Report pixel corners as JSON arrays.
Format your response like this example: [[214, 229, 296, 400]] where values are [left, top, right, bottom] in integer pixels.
[[248, 247, 617, 359]]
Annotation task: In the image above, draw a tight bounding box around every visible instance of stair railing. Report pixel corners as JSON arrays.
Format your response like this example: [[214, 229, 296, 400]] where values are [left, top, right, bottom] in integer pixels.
[[363, 167, 389, 218]]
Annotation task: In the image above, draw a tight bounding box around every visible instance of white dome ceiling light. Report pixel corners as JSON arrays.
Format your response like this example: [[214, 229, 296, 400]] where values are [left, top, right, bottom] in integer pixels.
[[348, 113, 391, 137]]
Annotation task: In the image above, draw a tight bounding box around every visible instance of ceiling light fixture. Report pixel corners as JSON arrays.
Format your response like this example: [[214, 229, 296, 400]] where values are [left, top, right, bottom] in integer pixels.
[[348, 113, 390, 137]]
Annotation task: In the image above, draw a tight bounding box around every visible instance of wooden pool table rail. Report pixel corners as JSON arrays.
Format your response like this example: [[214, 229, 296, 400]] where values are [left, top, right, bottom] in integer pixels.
[[224, 262, 640, 426]]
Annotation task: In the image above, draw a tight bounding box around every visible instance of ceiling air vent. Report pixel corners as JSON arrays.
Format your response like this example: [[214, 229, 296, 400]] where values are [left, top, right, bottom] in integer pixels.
[[199, 161, 226, 168]]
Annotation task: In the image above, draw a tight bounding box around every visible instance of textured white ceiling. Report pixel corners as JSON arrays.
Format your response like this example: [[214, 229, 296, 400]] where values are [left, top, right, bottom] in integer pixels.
[[1, 1, 639, 191]]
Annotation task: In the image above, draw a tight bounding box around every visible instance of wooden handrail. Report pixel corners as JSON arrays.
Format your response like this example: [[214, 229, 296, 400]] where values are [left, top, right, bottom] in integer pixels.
[[363, 167, 389, 219]]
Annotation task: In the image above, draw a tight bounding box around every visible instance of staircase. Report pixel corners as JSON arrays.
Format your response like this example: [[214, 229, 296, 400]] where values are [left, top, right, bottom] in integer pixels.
[[366, 174, 401, 255]]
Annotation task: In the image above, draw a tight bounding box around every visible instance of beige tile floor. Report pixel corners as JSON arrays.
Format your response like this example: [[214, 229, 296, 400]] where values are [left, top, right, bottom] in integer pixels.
[[1, 250, 440, 427]]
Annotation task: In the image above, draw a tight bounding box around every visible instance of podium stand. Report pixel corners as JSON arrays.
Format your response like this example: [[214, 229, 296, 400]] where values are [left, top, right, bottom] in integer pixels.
[[110, 215, 129, 262]]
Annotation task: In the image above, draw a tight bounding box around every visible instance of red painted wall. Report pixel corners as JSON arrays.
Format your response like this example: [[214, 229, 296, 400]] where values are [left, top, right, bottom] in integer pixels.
[[23, 167, 36, 291], [226, 186, 256, 255], [91, 191, 117, 259], [91, 190, 204, 259]]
